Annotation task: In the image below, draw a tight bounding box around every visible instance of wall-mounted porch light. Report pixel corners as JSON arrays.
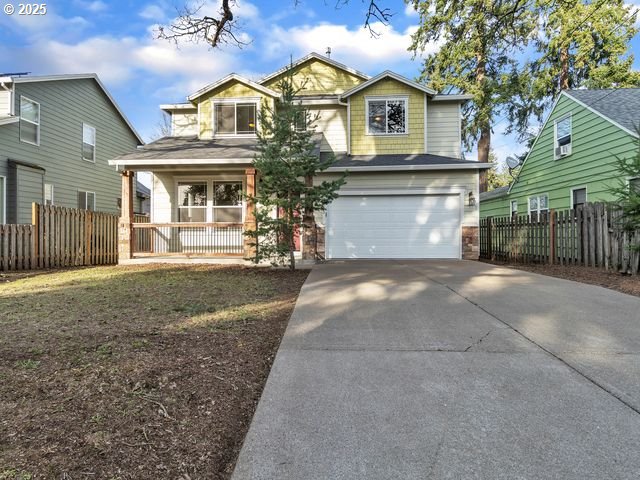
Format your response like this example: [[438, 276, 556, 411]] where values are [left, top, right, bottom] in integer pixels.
[[468, 191, 476, 207]]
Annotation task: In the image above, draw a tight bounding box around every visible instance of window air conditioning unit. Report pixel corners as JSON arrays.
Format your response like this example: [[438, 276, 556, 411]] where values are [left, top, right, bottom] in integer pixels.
[[556, 144, 571, 157]]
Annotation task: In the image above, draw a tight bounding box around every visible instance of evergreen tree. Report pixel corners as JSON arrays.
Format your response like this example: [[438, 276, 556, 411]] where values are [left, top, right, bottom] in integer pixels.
[[610, 132, 640, 250], [408, 0, 536, 192], [245, 71, 347, 269], [507, 0, 640, 139]]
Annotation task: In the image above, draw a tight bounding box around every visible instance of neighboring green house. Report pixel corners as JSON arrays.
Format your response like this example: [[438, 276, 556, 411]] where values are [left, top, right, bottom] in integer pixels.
[[0, 74, 143, 224], [481, 88, 640, 218]]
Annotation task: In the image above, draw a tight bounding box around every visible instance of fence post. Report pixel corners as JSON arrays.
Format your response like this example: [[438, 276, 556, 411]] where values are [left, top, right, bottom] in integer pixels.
[[549, 209, 556, 265], [487, 217, 493, 260], [32, 203, 40, 268]]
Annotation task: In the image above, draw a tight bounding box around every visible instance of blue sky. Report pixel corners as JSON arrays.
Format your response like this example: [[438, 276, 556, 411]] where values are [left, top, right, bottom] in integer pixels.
[[2, 0, 639, 180]]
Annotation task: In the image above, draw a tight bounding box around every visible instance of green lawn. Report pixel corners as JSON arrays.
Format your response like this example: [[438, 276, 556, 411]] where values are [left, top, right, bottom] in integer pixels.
[[0, 264, 308, 479]]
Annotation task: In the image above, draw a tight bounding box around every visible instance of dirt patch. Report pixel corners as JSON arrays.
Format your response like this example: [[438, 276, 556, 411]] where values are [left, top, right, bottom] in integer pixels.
[[481, 260, 640, 297], [0, 264, 309, 479]]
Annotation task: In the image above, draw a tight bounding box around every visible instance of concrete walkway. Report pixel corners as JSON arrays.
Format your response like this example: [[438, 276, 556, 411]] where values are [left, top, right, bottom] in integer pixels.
[[232, 261, 640, 479]]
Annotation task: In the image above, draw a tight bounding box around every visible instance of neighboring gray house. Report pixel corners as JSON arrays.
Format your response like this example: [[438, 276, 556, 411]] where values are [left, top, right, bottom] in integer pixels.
[[135, 180, 150, 215], [0, 73, 143, 224]]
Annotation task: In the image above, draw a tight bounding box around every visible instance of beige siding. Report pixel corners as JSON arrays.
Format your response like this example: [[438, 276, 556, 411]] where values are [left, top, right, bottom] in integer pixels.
[[310, 105, 347, 152], [151, 172, 173, 222], [317, 170, 479, 226], [171, 110, 198, 136], [426, 100, 461, 158]]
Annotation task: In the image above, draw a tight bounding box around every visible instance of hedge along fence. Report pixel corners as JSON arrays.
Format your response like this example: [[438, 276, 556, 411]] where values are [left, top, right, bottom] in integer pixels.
[[0, 204, 126, 272], [480, 202, 640, 275]]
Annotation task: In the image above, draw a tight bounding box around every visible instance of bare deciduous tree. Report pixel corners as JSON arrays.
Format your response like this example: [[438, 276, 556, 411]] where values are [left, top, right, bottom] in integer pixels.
[[156, 0, 393, 49]]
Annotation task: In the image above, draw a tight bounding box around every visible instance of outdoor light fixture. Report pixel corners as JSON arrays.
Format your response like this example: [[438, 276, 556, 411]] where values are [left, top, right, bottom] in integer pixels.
[[468, 191, 476, 207]]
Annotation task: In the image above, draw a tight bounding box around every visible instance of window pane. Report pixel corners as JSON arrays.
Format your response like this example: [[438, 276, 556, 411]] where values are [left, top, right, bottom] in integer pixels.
[[78, 191, 87, 209], [294, 110, 307, 131], [44, 183, 53, 205], [178, 183, 207, 207], [215, 104, 235, 134], [572, 188, 586, 206], [539, 195, 548, 210], [213, 182, 242, 206], [511, 201, 517, 213], [214, 207, 242, 223], [556, 117, 571, 145], [20, 120, 38, 144], [20, 98, 39, 123], [236, 103, 256, 134], [529, 197, 538, 210], [368, 101, 386, 134], [178, 207, 206, 222], [82, 142, 95, 161], [387, 100, 406, 133], [83, 125, 96, 145], [630, 178, 640, 194]]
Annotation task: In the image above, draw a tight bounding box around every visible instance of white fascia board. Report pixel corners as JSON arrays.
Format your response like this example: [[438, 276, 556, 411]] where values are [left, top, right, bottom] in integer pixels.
[[297, 98, 343, 106], [0, 116, 19, 126], [340, 70, 437, 99], [108, 158, 254, 167], [187, 74, 280, 102], [325, 163, 493, 172], [160, 103, 197, 111], [259, 52, 370, 85], [432, 94, 473, 102]]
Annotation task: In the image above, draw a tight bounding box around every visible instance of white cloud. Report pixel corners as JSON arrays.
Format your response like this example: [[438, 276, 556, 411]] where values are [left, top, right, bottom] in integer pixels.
[[139, 4, 167, 21], [404, 4, 418, 17], [75, 1, 108, 13], [263, 22, 437, 73]]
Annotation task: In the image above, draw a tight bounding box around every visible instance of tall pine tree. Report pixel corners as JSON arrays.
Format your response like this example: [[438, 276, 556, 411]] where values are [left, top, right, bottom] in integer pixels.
[[507, 0, 640, 140], [408, 0, 536, 191]]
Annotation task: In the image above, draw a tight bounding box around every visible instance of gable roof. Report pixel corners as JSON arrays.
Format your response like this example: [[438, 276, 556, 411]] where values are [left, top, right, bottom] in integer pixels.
[[187, 74, 280, 102], [3, 74, 144, 144], [480, 185, 510, 202], [564, 88, 640, 138], [339, 70, 437, 99], [259, 52, 370, 85]]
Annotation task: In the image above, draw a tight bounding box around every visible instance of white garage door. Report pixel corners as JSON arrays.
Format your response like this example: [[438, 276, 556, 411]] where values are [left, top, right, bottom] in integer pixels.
[[326, 194, 461, 259]]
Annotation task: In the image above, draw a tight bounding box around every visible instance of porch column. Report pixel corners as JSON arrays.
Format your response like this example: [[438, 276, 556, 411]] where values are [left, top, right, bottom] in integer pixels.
[[118, 170, 135, 262], [302, 175, 316, 261], [244, 168, 257, 259]]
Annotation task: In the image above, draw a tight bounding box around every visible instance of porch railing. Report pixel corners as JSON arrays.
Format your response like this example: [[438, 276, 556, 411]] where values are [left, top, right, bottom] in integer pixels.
[[132, 223, 244, 257]]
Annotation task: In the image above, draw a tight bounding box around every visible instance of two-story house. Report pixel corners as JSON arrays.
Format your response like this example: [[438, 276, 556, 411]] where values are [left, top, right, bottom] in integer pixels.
[[0, 74, 143, 224], [480, 88, 640, 218], [110, 53, 490, 261]]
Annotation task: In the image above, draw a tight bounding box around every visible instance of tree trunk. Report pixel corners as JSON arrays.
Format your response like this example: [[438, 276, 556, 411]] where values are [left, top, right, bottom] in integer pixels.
[[475, 40, 490, 193], [559, 47, 569, 90]]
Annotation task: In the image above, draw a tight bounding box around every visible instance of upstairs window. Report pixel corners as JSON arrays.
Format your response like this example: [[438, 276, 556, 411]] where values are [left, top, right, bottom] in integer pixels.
[[78, 190, 96, 211], [20, 96, 40, 145], [293, 109, 307, 132], [571, 187, 587, 208], [214, 102, 256, 135], [366, 97, 407, 135], [82, 124, 96, 162], [554, 114, 572, 159]]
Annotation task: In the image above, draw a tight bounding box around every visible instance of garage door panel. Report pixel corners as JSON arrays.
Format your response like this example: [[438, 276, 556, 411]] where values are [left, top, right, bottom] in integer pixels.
[[327, 194, 461, 259]]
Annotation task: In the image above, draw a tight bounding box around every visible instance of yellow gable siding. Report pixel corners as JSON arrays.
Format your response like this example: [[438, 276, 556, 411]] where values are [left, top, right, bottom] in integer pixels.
[[197, 80, 273, 138], [262, 58, 364, 95], [349, 79, 425, 155]]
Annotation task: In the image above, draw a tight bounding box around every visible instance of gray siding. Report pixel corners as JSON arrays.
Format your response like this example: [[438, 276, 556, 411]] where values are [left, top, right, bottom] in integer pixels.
[[426, 100, 462, 158], [10, 163, 44, 223], [0, 78, 140, 223]]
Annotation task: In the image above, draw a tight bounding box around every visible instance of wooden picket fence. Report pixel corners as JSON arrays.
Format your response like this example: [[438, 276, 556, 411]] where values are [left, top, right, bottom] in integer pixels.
[[0, 204, 121, 271], [480, 202, 640, 275]]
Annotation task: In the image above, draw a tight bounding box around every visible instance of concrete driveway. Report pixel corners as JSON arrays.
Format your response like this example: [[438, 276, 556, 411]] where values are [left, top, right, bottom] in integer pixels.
[[232, 260, 640, 479]]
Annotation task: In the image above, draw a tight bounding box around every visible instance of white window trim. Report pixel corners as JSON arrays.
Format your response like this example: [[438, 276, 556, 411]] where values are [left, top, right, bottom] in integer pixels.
[[174, 175, 245, 223], [510, 200, 518, 215], [0, 175, 6, 224], [569, 185, 588, 209], [527, 194, 549, 216], [212, 97, 260, 138], [19, 95, 40, 146], [365, 95, 409, 136], [82, 123, 97, 163], [78, 190, 96, 211], [629, 176, 640, 192], [44, 182, 54, 206], [553, 113, 572, 160]]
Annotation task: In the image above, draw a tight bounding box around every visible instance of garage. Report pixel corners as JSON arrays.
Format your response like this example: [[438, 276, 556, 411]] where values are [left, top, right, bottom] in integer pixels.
[[325, 193, 462, 259]]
